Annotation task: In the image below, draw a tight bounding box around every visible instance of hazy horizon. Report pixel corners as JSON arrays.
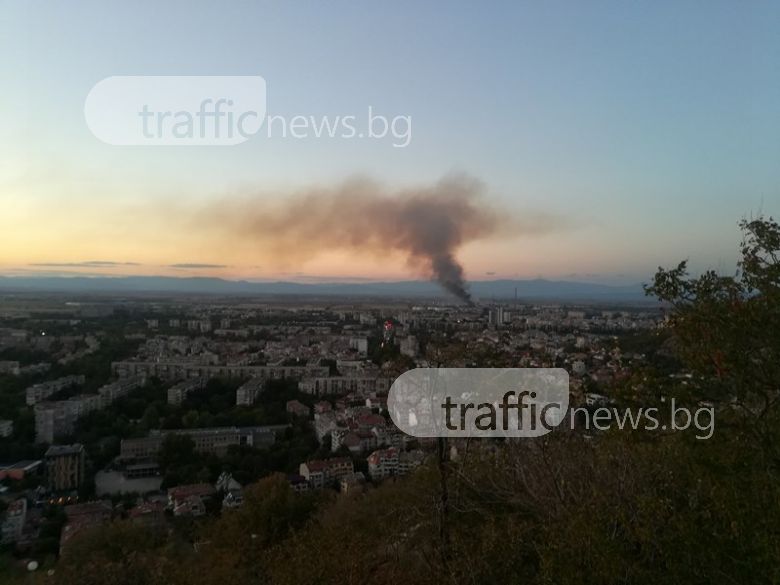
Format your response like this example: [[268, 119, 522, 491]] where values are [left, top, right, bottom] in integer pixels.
[[3, 1, 778, 287]]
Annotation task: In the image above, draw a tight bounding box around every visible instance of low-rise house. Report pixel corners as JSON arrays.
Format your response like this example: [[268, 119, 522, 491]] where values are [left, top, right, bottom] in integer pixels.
[[356, 413, 386, 432], [286, 400, 311, 418], [314, 411, 337, 443], [215, 472, 243, 509], [175, 495, 206, 516], [299, 457, 354, 489], [367, 447, 399, 481], [372, 427, 408, 450], [334, 430, 377, 454], [168, 483, 216, 517], [222, 490, 243, 508], [288, 474, 309, 493]]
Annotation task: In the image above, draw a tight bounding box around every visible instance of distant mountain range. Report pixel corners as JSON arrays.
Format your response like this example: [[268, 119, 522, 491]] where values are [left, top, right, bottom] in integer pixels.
[[0, 275, 653, 303]]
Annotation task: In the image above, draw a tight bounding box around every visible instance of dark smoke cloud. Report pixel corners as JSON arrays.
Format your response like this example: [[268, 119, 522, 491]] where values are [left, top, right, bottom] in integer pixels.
[[199, 175, 559, 303]]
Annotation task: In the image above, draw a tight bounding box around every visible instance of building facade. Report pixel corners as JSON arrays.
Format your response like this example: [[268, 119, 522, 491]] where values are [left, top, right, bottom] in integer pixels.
[[45, 444, 85, 491]]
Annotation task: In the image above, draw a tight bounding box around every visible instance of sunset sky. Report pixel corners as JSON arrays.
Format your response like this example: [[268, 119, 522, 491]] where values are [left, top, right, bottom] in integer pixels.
[[1, 1, 779, 284]]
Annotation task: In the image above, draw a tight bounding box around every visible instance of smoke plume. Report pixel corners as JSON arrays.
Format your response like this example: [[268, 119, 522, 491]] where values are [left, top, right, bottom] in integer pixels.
[[199, 175, 555, 304]]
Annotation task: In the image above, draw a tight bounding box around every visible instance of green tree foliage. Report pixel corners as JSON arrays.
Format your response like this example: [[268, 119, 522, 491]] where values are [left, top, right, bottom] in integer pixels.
[[47, 475, 323, 585], [646, 216, 780, 450], [46, 521, 178, 585], [159, 434, 203, 488]]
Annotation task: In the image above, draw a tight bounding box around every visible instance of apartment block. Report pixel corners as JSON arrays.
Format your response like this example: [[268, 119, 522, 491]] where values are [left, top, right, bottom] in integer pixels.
[[299, 376, 391, 396], [112, 361, 328, 382], [34, 376, 145, 443], [26, 375, 85, 406], [167, 377, 206, 405], [236, 378, 263, 406], [45, 444, 85, 491]]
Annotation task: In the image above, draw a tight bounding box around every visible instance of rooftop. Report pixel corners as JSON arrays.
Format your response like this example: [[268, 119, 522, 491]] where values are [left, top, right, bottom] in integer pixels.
[[45, 444, 84, 457]]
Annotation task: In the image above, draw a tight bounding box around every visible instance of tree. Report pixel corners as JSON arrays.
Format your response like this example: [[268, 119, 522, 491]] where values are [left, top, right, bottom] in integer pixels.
[[49, 521, 175, 585], [181, 475, 322, 584], [37, 216, 780, 585], [646, 216, 780, 452], [140, 405, 160, 430], [157, 433, 215, 489]]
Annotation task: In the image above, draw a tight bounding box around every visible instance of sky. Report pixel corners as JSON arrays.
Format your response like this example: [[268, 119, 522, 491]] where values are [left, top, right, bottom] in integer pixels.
[[1, 0, 779, 285]]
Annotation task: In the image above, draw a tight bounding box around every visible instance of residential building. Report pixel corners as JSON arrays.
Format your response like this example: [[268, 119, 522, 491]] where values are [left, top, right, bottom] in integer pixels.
[[26, 375, 85, 406], [0, 361, 20, 375], [236, 378, 263, 406], [286, 400, 310, 418], [168, 483, 215, 516], [314, 401, 332, 414], [35, 401, 75, 444], [314, 411, 337, 443], [367, 447, 399, 480], [167, 377, 206, 405], [34, 376, 145, 443], [299, 376, 391, 396], [288, 474, 309, 493], [349, 337, 368, 356], [488, 307, 511, 327], [299, 457, 354, 489], [112, 361, 328, 382], [45, 444, 85, 491], [400, 335, 420, 358], [216, 472, 243, 508]]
